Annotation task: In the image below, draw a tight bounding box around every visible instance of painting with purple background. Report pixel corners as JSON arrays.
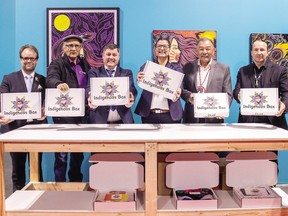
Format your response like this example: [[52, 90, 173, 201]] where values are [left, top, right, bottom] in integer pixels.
[[47, 8, 120, 68]]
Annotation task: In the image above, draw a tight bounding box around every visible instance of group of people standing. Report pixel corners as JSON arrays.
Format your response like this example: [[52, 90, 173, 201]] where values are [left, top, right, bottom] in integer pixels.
[[0, 33, 287, 191]]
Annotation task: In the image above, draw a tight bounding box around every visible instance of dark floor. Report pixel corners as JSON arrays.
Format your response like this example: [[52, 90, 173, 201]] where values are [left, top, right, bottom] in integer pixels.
[[4, 152, 13, 198]]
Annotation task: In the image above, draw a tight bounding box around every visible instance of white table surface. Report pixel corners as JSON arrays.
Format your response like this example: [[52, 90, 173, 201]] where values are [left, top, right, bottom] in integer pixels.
[[0, 123, 287, 143]]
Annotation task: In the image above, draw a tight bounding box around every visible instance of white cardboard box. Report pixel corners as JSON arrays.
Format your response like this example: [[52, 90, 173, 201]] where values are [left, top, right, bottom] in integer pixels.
[[1, 92, 42, 119], [90, 77, 129, 106], [45, 88, 85, 117], [194, 93, 230, 118], [240, 88, 278, 116], [89, 153, 144, 211], [226, 152, 281, 208], [137, 60, 184, 100], [165, 153, 219, 210]]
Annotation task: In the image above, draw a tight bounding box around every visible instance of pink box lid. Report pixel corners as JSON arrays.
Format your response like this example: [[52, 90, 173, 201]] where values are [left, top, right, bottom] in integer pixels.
[[89, 153, 144, 190], [89, 153, 144, 163], [226, 152, 278, 187], [165, 153, 219, 189]]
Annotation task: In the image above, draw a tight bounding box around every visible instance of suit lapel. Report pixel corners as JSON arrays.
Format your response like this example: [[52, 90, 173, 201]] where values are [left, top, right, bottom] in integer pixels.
[[190, 61, 198, 90], [248, 64, 256, 88], [100, 66, 108, 77], [17, 71, 29, 92], [114, 67, 121, 77], [206, 61, 215, 92], [261, 61, 273, 88], [31, 74, 41, 92]]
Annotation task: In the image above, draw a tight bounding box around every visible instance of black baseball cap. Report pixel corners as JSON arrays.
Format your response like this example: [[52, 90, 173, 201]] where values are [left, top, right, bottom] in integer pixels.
[[63, 35, 83, 43]]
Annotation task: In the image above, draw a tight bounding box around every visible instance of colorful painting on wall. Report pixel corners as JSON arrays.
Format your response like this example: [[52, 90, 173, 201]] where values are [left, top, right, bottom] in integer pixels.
[[152, 30, 217, 69], [250, 33, 288, 67], [47, 8, 120, 68]]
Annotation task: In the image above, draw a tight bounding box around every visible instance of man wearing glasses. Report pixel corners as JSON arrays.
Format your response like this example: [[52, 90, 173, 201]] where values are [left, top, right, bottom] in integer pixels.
[[135, 33, 183, 123], [46, 35, 91, 182], [0, 44, 46, 191]]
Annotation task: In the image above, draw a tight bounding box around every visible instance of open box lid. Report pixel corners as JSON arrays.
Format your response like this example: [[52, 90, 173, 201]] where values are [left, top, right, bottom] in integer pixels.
[[226, 152, 278, 188], [166, 153, 219, 190], [89, 153, 144, 190]]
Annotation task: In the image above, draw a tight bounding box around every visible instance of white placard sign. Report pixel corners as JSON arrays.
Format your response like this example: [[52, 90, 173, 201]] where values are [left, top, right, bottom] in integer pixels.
[[45, 88, 85, 117], [194, 93, 230, 118], [1, 92, 42, 120], [240, 88, 278, 116], [137, 60, 184, 100], [90, 77, 129, 106]]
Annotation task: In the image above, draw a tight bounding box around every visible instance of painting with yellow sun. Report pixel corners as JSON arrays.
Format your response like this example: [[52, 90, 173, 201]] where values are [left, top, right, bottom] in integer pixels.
[[251, 33, 288, 67], [152, 30, 217, 69], [47, 8, 119, 68]]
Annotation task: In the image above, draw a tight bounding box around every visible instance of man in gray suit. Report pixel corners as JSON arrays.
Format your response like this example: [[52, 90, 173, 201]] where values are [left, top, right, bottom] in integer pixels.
[[181, 37, 233, 123]]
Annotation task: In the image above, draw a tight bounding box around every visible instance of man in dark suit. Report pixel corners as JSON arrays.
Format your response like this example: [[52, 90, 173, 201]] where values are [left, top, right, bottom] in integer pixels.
[[87, 43, 137, 124], [135, 34, 183, 123], [233, 39, 288, 130], [181, 37, 233, 123], [0, 44, 46, 191], [46, 35, 91, 182]]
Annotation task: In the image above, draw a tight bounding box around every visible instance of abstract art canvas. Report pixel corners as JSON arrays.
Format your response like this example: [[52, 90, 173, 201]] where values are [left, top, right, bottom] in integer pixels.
[[250, 33, 288, 67], [47, 8, 119, 68], [152, 30, 217, 69]]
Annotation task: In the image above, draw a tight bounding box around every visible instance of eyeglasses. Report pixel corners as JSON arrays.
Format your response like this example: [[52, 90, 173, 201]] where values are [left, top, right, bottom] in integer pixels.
[[156, 45, 169, 50], [65, 44, 82, 50], [21, 57, 37, 62]]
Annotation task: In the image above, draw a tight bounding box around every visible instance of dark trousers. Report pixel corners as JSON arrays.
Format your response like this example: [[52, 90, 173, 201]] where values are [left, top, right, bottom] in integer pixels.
[[142, 112, 181, 124], [10, 152, 43, 191], [54, 152, 83, 182]]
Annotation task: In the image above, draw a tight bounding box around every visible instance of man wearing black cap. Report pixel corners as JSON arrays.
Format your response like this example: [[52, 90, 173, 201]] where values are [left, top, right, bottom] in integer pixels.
[[46, 35, 91, 182]]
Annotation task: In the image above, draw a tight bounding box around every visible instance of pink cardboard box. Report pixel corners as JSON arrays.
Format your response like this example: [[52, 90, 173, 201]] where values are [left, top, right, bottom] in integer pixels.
[[165, 153, 219, 210], [226, 152, 281, 208], [89, 153, 144, 211]]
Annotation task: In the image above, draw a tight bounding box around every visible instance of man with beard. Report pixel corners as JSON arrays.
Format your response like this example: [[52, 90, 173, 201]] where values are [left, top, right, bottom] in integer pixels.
[[0, 44, 46, 191]]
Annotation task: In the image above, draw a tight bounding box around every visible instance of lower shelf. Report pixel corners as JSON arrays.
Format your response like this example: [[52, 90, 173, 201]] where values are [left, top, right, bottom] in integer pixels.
[[5, 182, 288, 215]]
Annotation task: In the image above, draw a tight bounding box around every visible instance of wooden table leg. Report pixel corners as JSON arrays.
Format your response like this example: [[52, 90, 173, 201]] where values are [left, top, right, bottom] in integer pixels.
[[145, 142, 157, 216], [29, 152, 40, 182], [0, 142, 5, 216]]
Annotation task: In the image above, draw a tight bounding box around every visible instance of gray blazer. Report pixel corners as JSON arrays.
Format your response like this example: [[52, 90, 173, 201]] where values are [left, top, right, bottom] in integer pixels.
[[181, 60, 232, 123]]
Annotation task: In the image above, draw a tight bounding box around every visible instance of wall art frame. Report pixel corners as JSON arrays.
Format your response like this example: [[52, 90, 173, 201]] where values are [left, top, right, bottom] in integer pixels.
[[47, 7, 120, 68]]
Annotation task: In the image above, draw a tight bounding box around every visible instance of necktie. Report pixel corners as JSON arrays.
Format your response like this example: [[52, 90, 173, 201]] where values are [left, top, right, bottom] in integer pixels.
[[25, 75, 33, 92], [107, 70, 114, 77], [107, 70, 116, 111]]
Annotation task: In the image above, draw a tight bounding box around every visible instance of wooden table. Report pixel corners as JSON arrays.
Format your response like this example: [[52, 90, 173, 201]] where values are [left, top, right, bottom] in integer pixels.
[[1, 123, 288, 216]]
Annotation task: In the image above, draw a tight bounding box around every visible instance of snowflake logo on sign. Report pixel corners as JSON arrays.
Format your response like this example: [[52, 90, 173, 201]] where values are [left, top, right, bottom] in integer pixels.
[[250, 92, 267, 105], [152, 70, 171, 86], [12, 96, 30, 111], [56, 94, 73, 107], [203, 96, 218, 107], [101, 81, 119, 96]]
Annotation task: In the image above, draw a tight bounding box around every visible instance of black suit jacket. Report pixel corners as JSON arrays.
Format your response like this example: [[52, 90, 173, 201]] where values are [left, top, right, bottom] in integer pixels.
[[233, 60, 288, 129], [0, 70, 47, 133], [86, 66, 137, 123], [46, 55, 91, 124], [134, 62, 183, 121]]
